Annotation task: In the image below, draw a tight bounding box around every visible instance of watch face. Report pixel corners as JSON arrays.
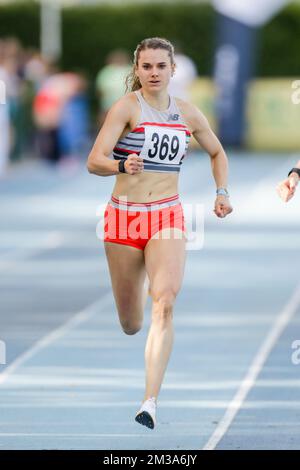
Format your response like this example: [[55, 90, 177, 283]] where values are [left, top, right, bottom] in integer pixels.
[[217, 189, 229, 197]]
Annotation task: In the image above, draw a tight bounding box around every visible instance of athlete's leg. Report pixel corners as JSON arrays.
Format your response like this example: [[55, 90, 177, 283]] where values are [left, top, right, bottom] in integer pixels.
[[143, 228, 186, 400], [105, 242, 147, 335], [142, 273, 150, 307]]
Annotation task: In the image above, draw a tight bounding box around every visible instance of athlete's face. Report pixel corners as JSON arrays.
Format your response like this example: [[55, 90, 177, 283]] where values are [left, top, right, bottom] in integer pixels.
[[135, 48, 175, 91]]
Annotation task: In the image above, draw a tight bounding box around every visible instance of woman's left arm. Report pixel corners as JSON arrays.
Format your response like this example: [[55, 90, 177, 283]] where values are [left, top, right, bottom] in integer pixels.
[[277, 160, 300, 202], [190, 105, 233, 218]]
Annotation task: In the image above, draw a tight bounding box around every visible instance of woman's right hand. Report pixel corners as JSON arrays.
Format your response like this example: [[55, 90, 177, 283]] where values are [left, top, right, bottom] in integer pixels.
[[124, 154, 144, 175]]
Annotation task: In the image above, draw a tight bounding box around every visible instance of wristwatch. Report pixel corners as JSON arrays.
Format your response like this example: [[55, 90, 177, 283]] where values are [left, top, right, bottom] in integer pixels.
[[288, 168, 300, 178], [216, 188, 229, 197], [118, 160, 126, 173]]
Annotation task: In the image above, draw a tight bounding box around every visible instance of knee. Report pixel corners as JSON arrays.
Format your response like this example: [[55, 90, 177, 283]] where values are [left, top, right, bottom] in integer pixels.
[[151, 288, 177, 322], [120, 319, 142, 336]]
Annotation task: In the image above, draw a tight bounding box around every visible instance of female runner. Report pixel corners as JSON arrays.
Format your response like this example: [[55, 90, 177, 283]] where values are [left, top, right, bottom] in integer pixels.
[[87, 37, 233, 429]]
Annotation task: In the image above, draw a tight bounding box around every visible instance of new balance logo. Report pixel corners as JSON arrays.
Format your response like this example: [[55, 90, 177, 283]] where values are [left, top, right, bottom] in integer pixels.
[[167, 114, 179, 121]]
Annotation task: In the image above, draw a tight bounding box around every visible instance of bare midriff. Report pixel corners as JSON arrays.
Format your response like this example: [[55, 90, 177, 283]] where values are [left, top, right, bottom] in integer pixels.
[[112, 171, 179, 203]]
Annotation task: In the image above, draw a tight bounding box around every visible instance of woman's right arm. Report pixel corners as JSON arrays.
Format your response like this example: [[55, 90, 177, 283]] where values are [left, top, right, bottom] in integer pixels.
[[87, 97, 143, 177], [87, 98, 129, 176]]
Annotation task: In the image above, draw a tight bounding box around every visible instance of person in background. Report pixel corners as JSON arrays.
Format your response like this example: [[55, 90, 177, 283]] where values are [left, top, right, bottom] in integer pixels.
[[168, 43, 197, 100], [24, 49, 49, 92], [95, 49, 131, 126], [58, 72, 89, 169], [0, 39, 10, 177], [0, 38, 23, 165], [33, 70, 89, 172]]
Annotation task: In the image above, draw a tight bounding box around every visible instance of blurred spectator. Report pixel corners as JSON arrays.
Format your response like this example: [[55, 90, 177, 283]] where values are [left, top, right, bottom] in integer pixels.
[[95, 49, 131, 125], [24, 49, 49, 92], [0, 40, 10, 177], [58, 73, 89, 167], [0, 38, 23, 163], [0, 36, 91, 173], [168, 45, 197, 100], [33, 71, 89, 172]]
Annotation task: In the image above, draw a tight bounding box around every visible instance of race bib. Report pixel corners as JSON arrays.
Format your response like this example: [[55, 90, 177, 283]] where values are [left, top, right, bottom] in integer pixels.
[[139, 126, 186, 165]]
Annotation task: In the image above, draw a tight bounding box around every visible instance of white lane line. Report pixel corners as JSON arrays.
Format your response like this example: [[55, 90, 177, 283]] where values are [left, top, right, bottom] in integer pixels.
[[0, 292, 113, 387], [3, 377, 300, 390], [0, 433, 142, 438], [202, 279, 300, 450], [1, 400, 300, 410], [0, 230, 94, 250], [0, 231, 64, 271]]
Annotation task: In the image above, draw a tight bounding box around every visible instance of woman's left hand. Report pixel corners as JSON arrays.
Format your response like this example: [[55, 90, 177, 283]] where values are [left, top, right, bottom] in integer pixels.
[[214, 195, 233, 218], [276, 174, 299, 202]]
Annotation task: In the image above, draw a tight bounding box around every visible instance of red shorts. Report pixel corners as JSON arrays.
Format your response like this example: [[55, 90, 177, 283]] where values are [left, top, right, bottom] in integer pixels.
[[104, 194, 186, 251]]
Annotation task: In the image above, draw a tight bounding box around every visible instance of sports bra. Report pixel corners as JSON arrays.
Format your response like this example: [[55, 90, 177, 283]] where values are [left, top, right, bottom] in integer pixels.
[[111, 90, 191, 173]]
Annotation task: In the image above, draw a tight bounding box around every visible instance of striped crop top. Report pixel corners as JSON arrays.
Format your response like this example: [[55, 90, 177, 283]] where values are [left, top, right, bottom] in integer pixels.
[[111, 90, 191, 173]]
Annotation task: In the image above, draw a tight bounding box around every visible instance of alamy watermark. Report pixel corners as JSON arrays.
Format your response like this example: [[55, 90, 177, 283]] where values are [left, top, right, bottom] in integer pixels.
[[0, 80, 6, 105], [291, 339, 300, 365], [291, 80, 300, 105], [96, 199, 205, 251], [0, 340, 6, 365]]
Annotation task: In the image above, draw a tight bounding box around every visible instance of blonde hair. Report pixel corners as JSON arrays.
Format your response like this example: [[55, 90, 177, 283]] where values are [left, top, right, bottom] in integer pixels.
[[125, 37, 175, 93]]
